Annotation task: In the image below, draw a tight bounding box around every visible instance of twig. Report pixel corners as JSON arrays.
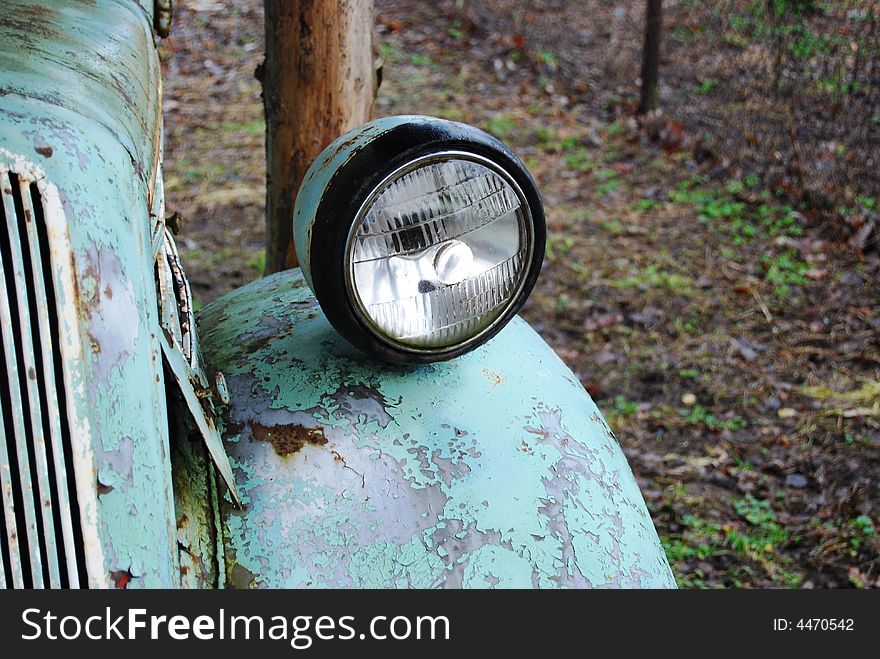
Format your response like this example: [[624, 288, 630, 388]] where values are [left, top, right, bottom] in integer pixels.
[[751, 288, 774, 325]]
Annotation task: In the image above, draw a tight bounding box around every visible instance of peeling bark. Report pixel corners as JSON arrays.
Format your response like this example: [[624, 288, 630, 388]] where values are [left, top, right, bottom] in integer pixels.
[[262, 0, 377, 273]]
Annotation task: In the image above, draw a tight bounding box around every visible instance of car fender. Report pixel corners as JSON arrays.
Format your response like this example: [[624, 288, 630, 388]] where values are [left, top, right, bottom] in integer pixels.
[[198, 268, 675, 588]]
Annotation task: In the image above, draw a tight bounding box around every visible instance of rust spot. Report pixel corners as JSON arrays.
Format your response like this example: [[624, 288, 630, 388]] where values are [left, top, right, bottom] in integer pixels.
[[229, 563, 257, 589], [34, 144, 53, 158], [482, 368, 504, 387], [110, 569, 134, 589], [251, 422, 328, 457], [96, 479, 113, 496]]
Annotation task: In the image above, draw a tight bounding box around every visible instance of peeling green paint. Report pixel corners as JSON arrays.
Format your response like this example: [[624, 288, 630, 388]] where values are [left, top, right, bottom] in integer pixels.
[[199, 270, 675, 588]]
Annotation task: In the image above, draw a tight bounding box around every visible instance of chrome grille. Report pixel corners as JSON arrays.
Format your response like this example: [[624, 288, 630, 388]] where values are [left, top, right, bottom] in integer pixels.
[[0, 172, 87, 588]]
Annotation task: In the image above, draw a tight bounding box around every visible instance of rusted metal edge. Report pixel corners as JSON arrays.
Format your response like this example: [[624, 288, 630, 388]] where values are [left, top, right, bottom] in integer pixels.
[[158, 330, 240, 507]]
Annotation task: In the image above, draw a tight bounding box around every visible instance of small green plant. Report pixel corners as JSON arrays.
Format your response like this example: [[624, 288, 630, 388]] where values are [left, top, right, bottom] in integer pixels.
[[593, 167, 622, 195], [604, 395, 639, 419], [661, 515, 725, 588], [697, 78, 719, 94], [545, 233, 575, 261], [597, 178, 622, 195], [758, 204, 803, 237], [564, 149, 593, 173], [223, 120, 264, 135], [485, 116, 517, 139], [247, 250, 266, 275], [684, 405, 747, 431], [534, 126, 554, 145], [670, 177, 806, 246], [601, 218, 624, 234], [554, 293, 571, 314], [845, 515, 876, 557], [613, 264, 693, 294], [559, 136, 580, 152], [729, 496, 790, 554], [410, 54, 431, 66], [761, 249, 810, 297], [378, 41, 399, 62], [672, 25, 694, 42], [732, 455, 753, 471], [606, 121, 625, 138], [537, 50, 557, 66], [674, 311, 701, 335]]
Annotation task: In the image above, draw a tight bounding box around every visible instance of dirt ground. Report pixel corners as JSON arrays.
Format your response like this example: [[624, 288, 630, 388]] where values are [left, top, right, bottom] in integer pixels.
[[160, 0, 880, 588]]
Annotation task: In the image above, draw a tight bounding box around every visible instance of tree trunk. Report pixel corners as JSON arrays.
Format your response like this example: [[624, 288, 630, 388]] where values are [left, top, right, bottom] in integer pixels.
[[262, 0, 376, 273], [639, 0, 663, 114]]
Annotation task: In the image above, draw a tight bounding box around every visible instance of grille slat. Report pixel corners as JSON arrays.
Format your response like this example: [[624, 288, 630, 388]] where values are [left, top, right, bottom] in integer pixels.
[[1, 172, 85, 589], [0, 398, 22, 588], [7, 176, 63, 587], [0, 179, 44, 588], [18, 179, 79, 588]]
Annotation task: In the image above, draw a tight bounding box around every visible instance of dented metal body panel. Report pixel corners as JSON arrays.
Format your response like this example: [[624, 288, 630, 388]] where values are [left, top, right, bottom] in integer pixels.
[[198, 270, 675, 588], [0, 0, 178, 587]]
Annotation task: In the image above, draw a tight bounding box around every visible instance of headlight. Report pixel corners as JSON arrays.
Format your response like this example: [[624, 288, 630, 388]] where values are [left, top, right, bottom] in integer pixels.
[[293, 116, 545, 363]]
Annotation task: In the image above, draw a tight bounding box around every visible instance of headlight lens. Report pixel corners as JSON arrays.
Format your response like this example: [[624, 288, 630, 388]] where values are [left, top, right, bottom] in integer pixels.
[[347, 153, 532, 350]]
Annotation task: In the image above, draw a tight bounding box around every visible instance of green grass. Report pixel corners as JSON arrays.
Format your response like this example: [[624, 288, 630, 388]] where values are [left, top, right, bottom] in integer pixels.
[[560, 136, 580, 151], [729, 496, 792, 557], [601, 218, 624, 234], [697, 78, 719, 95], [564, 149, 594, 172], [664, 495, 803, 588], [683, 405, 747, 432], [600, 395, 639, 426], [534, 126, 555, 145], [674, 310, 702, 335], [545, 233, 575, 261], [669, 177, 804, 245], [222, 120, 264, 135], [537, 50, 557, 66], [846, 516, 875, 557], [379, 41, 400, 62], [554, 293, 571, 314], [612, 264, 693, 294], [634, 198, 661, 212], [246, 249, 266, 275], [760, 249, 811, 297], [485, 116, 517, 139]]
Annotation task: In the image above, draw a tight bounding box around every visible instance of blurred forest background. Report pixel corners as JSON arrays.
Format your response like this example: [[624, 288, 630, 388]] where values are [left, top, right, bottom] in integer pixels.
[[160, 0, 880, 588]]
